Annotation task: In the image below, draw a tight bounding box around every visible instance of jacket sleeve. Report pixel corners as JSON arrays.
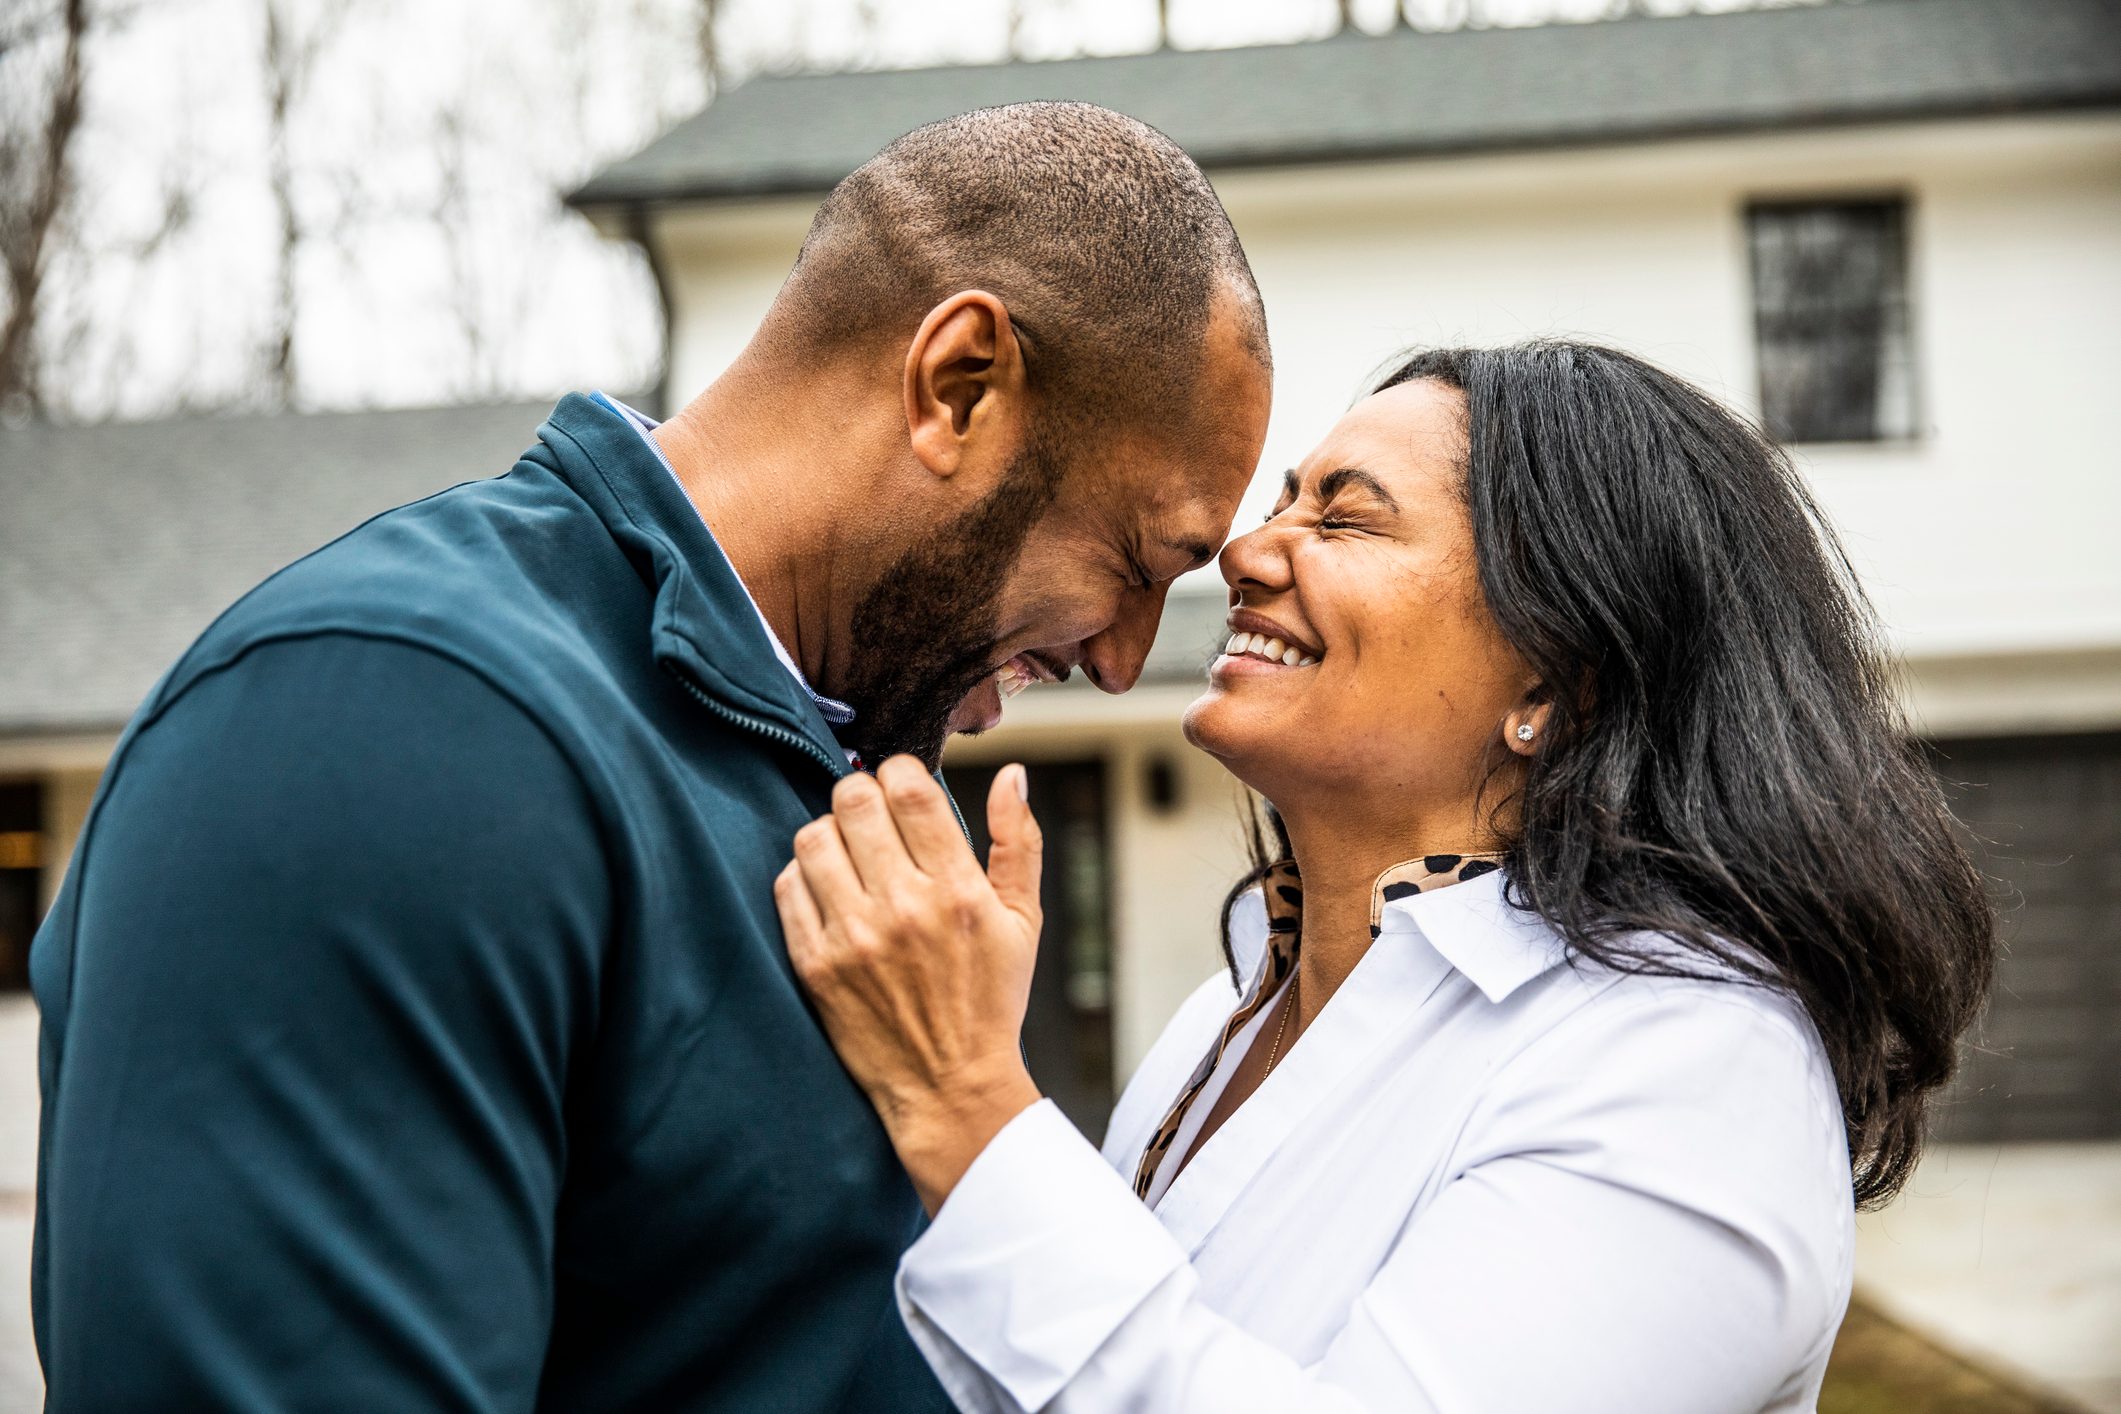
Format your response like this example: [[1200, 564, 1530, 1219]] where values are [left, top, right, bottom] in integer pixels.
[[35, 633, 609, 1413]]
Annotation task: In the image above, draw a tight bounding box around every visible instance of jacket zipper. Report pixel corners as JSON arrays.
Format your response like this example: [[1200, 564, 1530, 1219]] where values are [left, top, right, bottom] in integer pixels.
[[665, 663, 849, 782], [664, 663, 974, 843]]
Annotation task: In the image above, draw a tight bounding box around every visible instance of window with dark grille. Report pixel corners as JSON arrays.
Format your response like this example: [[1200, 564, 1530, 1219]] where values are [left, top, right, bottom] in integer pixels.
[[1746, 197, 1917, 444]]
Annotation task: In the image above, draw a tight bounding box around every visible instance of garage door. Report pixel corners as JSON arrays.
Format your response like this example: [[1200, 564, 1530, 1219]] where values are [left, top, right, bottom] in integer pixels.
[[1929, 732, 2121, 1142]]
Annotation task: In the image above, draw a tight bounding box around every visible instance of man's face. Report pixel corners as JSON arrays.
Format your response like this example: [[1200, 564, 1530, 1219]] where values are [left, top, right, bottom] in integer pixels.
[[838, 297, 1272, 768], [837, 432, 1067, 768]]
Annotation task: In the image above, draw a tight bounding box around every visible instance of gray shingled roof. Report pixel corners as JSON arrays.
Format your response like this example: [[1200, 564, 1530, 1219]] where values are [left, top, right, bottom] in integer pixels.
[[0, 402, 552, 735], [0, 402, 1231, 735], [570, 0, 2121, 209]]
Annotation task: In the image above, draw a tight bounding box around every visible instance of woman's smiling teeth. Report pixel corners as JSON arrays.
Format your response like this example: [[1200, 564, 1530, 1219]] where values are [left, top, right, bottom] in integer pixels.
[[1223, 632, 1320, 668]]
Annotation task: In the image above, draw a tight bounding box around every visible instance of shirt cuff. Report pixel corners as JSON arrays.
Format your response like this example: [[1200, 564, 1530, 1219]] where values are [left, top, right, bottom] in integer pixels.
[[896, 1098, 1189, 1412]]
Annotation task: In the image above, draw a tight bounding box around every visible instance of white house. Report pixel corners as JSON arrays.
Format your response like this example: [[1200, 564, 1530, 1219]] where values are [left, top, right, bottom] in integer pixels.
[[566, 0, 2121, 1132], [2, 0, 2117, 1398], [565, 7, 2121, 1396]]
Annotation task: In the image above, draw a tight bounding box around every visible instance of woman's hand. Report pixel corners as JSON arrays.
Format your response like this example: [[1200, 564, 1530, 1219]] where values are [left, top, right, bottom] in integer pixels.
[[775, 756, 1046, 1213]]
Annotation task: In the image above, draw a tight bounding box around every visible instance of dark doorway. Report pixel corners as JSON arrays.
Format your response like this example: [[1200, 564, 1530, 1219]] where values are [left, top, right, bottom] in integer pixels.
[[941, 758, 1116, 1140], [0, 781, 44, 992]]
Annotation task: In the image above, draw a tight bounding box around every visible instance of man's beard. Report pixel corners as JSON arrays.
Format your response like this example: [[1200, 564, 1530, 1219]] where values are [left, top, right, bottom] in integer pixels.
[[838, 437, 1065, 768]]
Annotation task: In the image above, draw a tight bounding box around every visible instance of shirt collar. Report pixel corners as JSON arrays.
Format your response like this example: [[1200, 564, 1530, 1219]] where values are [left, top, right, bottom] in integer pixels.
[[1378, 866, 1567, 1003], [1230, 857, 1565, 1006]]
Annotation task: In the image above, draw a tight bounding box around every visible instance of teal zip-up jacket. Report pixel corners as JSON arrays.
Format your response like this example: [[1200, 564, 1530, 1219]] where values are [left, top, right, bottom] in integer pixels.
[[31, 394, 952, 1412]]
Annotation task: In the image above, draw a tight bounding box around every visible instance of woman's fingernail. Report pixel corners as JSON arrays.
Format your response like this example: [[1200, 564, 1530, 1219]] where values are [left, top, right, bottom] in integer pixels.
[[1009, 763, 1029, 801]]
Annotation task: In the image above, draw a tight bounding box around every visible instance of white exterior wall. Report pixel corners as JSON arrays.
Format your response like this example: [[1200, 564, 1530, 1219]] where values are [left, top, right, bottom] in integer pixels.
[[658, 113, 2121, 674], [651, 112, 2121, 1072], [1217, 115, 2121, 678], [39, 769, 101, 914], [658, 201, 821, 417]]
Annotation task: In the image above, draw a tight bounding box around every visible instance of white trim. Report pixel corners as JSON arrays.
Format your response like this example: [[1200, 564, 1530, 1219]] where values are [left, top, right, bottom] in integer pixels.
[[1903, 648, 2121, 738], [0, 733, 118, 774]]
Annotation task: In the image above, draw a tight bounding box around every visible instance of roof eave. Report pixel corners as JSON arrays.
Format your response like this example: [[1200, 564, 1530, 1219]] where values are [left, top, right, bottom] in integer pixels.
[[565, 91, 2121, 213]]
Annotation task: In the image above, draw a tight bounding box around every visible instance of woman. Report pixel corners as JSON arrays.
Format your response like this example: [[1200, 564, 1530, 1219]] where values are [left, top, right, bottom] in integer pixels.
[[774, 342, 1995, 1413]]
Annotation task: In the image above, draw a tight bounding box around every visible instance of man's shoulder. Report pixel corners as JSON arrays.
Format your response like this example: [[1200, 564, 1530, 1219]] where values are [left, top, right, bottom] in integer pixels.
[[150, 467, 631, 728]]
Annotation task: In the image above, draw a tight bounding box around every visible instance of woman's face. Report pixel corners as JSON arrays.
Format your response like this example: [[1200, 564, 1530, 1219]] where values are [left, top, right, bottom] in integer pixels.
[[1182, 379, 1540, 823]]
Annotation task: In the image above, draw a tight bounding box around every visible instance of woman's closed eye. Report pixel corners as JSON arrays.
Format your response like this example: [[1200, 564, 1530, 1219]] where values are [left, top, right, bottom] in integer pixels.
[[1263, 503, 1362, 533], [1270, 466, 1401, 532]]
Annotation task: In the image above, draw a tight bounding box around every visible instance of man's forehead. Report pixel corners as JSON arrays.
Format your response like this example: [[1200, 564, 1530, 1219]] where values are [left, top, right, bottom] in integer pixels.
[[1072, 456, 1222, 566], [1136, 481, 1237, 570]]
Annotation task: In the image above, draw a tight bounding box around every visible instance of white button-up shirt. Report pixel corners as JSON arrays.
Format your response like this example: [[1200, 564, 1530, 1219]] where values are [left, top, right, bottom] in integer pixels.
[[896, 867, 1855, 1413]]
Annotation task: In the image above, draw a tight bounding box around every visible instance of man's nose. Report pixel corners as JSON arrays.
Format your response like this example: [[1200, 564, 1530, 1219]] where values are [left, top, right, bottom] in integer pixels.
[[1076, 582, 1171, 695]]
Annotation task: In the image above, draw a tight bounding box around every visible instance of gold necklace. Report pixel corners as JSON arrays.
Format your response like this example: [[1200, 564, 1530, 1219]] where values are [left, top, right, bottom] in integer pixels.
[[1263, 973, 1299, 1074]]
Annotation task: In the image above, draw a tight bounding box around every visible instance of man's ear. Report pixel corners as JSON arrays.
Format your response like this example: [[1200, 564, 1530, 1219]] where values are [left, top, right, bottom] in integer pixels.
[[903, 290, 1026, 480]]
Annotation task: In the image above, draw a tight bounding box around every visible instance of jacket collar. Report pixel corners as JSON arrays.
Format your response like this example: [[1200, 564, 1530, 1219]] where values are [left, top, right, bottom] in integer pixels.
[[1230, 856, 1563, 1006], [531, 394, 850, 770]]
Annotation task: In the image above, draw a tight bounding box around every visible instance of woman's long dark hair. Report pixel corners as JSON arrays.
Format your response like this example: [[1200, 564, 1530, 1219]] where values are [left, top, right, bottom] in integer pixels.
[[1224, 341, 1994, 1209]]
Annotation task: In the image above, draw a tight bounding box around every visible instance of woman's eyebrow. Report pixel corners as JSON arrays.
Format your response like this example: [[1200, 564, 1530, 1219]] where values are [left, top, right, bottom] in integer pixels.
[[1318, 467, 1402, 513]]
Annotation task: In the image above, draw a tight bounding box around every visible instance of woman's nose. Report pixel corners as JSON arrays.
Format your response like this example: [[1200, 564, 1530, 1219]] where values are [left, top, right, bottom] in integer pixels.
[[1217, 523, 1291, 594]]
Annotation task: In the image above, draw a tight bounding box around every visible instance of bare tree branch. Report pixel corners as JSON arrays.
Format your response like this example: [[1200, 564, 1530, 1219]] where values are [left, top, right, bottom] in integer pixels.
[[261, 0, 298, 406], [257, 0, 350, 409], [695, 0, 719, 97], [0, 0, 87, 418], [432, 100, 500, 401]]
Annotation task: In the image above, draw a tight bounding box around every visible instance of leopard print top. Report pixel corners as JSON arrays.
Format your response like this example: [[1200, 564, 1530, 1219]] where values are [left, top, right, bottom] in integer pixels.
[[1129, 852, 1505, 1201]]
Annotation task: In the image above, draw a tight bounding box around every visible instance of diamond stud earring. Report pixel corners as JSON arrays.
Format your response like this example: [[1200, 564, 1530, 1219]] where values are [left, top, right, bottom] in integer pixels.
[[1515, 723, 1536, 742]]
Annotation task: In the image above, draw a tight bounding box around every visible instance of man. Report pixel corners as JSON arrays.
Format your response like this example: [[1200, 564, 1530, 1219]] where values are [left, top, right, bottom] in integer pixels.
[[32, 102, 1271, 1410]]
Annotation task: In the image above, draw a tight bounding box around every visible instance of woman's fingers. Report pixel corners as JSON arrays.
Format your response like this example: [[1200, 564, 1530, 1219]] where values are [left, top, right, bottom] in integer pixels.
[[773, 859, 827, 966], [828, 771, 914, 888], [985, 763, 1044, 921], [791, 815, 868, 924], [775, 767, 1046, 1216], [874, 755, 978, 877]]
